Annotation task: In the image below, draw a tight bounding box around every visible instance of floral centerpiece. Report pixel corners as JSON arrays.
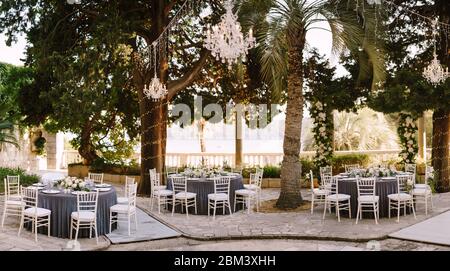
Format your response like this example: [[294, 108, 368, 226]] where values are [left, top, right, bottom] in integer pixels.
[[348, 167, 398, 178], [56, 177, 89, 191], [182, 166, 223, 178]]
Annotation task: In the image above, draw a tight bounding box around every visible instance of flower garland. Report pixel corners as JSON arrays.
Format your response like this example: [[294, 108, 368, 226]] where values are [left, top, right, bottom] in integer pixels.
[[310, 101, 334, 168], [398, 113, 418, 164]]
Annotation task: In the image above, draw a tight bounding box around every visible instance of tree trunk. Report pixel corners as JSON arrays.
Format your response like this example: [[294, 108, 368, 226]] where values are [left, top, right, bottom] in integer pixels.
[[235, 111, 243, 167], [78, 121, 98, 165], [432, 109, 450, 193], [276, 34, 305, 209], [135, 0, 167, 195], [199, 118, 206, 153], [417, 113, 426, 160]]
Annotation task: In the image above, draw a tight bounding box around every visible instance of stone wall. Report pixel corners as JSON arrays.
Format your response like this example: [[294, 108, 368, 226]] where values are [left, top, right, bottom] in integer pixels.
[[0, 129, 40, 171]]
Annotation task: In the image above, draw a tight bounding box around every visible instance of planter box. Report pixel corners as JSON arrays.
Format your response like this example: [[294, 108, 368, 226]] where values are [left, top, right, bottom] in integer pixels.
[[68, 165, 141, 184]]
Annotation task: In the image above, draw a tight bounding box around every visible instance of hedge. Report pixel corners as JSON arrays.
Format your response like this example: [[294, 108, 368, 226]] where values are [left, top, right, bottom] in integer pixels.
[[0, 167, 40, 193]]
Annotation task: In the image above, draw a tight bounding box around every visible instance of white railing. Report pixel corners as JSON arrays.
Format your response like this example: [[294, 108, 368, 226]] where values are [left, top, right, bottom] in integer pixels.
[[61, 149, 432, 168]]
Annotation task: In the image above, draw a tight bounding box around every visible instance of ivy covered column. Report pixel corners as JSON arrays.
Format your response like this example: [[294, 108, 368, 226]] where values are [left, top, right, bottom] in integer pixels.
[[310, 101, 334, 169], [398, 113, 418, 164]]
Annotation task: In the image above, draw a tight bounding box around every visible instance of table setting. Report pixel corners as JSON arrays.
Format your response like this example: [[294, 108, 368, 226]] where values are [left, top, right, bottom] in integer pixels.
[[29, 176, 117, 238], [333, 166, 413, 218], [167, 167, 245, 215]]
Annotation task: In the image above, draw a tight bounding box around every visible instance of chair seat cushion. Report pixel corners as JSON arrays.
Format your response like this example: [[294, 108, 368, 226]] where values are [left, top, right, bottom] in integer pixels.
[[174, 192, 196, 199], [71, 211, 96, 222], [117, 197, 129, 204], [154, 185, 167, 191], [358, 195, 379, 203], [327, 194, 351, 201], [313, 188, 328, 195], [235, 189, 257, 196], [8, 195, 22, 201], [412, 189, 432, 195], [154, 189, 173, 196], [244, 184, 259, 190], [388, 193, 412, 201], [23, 207, 51, 217], [110, 204, 136, 213], [414, 184, 429, 189], [208, 193, 229, 201], [5, 200, 25, 206]]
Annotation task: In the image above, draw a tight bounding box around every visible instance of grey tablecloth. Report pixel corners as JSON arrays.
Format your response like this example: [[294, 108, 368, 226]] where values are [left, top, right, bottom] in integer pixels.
[[167, 175, 245, 215], [30, 188, 117, 238], [337, 177, 398, 218]]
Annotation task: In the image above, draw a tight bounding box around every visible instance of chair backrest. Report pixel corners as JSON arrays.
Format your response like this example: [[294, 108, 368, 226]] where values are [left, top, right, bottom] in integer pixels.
[[215, 176, 231, 195], [344, 164, 360, 173], [6, 175, 20, 198], [126, 183, 138, 210], [171, 176, 187, 194], [309, 170, 314, 190], [150, 172, 162, 193], [124, 176, 136, 196], [356, 177, 376, 197], [21, 187, 38, 210], [88, 173, 104, 184], [425, 166, 434, 185], [232, 167, 243, 175], [405, 163, 416, 174], [396, 175, 412, 194], [320, 166, 332, 177], [77, 191, 99, 214], [256, 168, 264, 178], [149, 168, 157, 180], [249, 173, 258, 185], [322, 175, 334, 193]]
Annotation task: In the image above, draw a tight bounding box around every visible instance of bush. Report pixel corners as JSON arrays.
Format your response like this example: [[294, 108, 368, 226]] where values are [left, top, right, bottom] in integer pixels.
[[331, 154, 370, 174], [0, 167, 40, 193], [88, 158, 140, 175]]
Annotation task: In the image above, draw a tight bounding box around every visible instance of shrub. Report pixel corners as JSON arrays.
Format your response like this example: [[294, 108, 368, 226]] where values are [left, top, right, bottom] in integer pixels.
[[0, 167, 40, 193], [88, 158, 140, 175], [331, 154, 370, 174]]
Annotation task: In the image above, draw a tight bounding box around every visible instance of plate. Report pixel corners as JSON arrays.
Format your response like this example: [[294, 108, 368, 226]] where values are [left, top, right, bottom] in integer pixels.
[[32, 183, 45, 187], [95, 184, 111, 188], [71, 191, 87, 195], [95, 187, 111, 192], [42, 189, 60, 194]]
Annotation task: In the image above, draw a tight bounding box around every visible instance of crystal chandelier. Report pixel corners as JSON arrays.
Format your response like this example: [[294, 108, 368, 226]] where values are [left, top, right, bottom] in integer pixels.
[[144, 43, 168, 101], [422, 18, 449, 86], [203, 0, 256, 68]]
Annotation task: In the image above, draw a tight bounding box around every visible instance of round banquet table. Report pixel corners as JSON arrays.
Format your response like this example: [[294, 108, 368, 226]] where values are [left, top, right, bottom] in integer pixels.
[[167, 174, 245, 215], [29, 188, 117, 238], [336, 176, 399, 218]]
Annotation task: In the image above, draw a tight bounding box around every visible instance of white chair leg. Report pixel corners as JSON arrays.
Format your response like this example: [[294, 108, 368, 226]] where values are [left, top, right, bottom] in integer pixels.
[[128, 215, 131, 236], [70, 218, 73, 240], [348, 199, 351, 219], [1, 205, 7, 228], [336, 202, 341, 222], [17, 213, 24, 237], [311, 195, 315, 214], [388, 200, 391, 219], [75, 221, 80, 241], [397, 202, 400, 223], [94, 221, 98, 244], [34, 219, 38, 242], [373, 202, 378, 224], [213, 201, 217, 220], [134, 212, 138, 230], [185, 199, 189, 218], [322, 200, 327, 220], [355, 203, 360, 224], [194, 197, 197, 215], [227, 200, 232, 216], [411, 199, 416, 219], [171, 198, 176, 217], [48, 215, 51, 237], [234, 194, 237, 213]]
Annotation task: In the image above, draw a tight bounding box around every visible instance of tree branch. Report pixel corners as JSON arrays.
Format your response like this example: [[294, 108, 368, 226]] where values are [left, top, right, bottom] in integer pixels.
[[167, 48, 210, 99]]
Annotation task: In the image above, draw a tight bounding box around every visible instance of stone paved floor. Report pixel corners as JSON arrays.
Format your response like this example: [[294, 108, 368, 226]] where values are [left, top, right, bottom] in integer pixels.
[[0, 196, 110, 251], [106, 236, 450, 251], [137, 188, 450, 241]]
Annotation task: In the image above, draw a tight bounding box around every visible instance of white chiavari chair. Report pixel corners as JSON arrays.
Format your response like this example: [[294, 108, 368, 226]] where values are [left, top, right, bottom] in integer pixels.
[[110, 183, 138, 236], [117, 176, 136, 205], [412, 166, 433, 215], [310, 171, 329, 214], [88, 173, 104, 184], [17, 187, 51, 242], [388, 175, 416, 222], [1, 176, 24, 228], [344, 164, 360, 173], [70, 191, 99, 244], [323, 176, 351, 222], [150, 174, 172, 214], [356, 177, 379, 224], [208, 176, 232, 219], [171, 176, 197, 217]]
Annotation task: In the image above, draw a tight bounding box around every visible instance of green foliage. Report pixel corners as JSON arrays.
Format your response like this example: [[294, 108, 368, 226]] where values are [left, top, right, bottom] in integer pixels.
[[331, 154, 370, 174], [0, 167, 40, 193], [88, 157, 140, 176], [33, 136, 46, 156]]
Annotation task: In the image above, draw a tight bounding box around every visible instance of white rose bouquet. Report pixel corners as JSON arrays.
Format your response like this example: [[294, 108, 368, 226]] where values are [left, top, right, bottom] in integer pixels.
[[57, 177, 89, 191]]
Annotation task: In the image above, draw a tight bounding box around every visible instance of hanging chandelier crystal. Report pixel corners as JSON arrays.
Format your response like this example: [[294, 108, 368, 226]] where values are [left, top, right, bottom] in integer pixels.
[[144, 42, 168, 101], [422, 18, 449, 86], [423, 52, 449, 86], [203, 0, 256, 68]]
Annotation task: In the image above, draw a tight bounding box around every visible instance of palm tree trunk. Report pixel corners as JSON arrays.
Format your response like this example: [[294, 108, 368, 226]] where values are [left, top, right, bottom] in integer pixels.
[[235, 111, 243, 167], [276, 38, 305, 209]]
